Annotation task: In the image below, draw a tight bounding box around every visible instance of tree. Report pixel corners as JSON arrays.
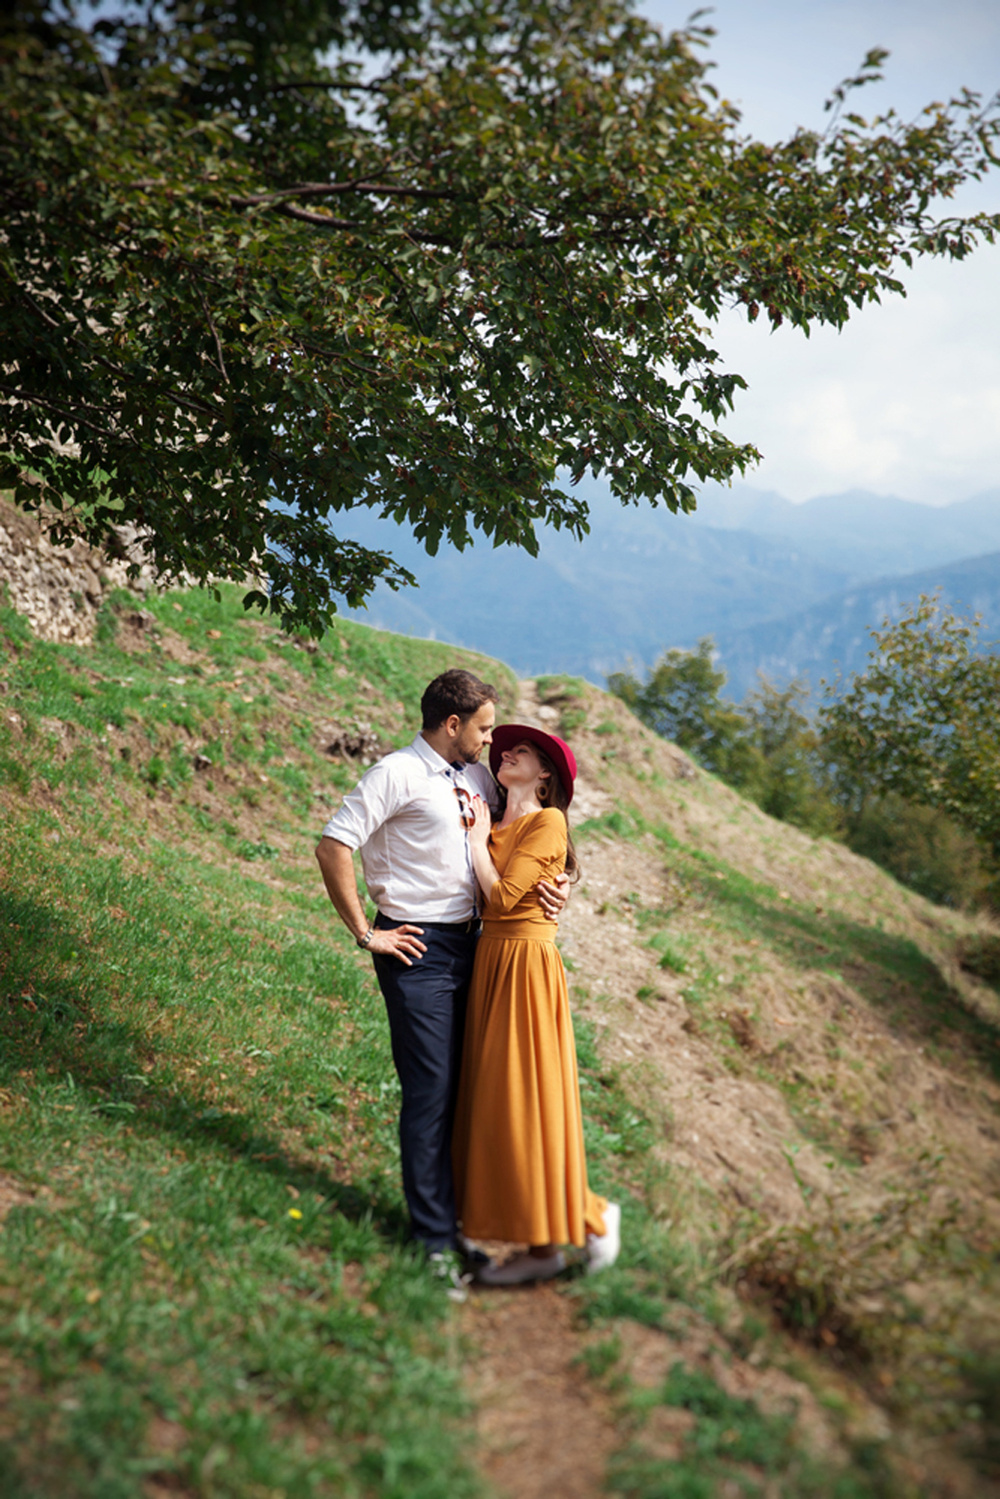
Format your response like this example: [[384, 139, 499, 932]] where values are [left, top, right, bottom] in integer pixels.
[[740, 678, 840, 835], [610, 643, 838, 834], [609, 638, 754, 782], [841, 792, 990, 910], [819, 595, 1000, 874], [2, 2, 999, 631]]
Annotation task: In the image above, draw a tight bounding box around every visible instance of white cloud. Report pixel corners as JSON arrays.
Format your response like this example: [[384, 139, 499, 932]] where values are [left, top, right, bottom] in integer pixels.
[[711, 248, 1000, 502]]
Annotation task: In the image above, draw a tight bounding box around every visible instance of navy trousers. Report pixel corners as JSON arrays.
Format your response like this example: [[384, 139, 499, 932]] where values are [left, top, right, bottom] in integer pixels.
[[372, 916, 479, 1253]]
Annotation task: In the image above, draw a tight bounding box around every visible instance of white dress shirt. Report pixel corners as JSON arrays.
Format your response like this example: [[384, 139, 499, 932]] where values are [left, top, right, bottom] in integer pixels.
[[321, 734, 499, 922]]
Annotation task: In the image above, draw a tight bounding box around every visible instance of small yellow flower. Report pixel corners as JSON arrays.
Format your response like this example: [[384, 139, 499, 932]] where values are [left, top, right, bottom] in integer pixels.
[[288, 1208, 303, 1220]]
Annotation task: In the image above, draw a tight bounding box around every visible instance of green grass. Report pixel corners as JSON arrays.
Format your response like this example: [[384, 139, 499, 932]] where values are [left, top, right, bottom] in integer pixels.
[[0, 588, 525, 1497], [644, 931, 689, 975], [608, 1384, 893, 1499], [2, 587, 995, 1497], [0, 813, 480, 1498], [0, 583, 517, 804]]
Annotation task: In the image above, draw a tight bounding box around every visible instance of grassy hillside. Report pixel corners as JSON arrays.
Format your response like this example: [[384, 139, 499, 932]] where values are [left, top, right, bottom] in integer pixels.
[[1, 577, 999, 1498]]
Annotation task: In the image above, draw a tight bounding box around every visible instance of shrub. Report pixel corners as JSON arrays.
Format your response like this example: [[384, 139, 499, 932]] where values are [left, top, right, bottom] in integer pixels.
[[845, 794, 992, 910]]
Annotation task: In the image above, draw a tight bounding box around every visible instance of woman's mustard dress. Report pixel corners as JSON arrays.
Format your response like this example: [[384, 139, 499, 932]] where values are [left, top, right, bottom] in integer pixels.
[[452, 806, 607, 1247]]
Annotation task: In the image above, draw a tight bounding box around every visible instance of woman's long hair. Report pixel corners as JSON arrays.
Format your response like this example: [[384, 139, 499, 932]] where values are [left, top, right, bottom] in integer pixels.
[[534, 747, 580, 882]]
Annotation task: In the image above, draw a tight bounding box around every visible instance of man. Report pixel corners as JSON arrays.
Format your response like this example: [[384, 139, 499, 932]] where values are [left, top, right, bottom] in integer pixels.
[[316, 668, 565, 1269]]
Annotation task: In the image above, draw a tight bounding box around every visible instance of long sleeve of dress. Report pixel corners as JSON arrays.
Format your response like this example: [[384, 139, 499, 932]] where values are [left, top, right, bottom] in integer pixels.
[[484, 808, 567, 916]]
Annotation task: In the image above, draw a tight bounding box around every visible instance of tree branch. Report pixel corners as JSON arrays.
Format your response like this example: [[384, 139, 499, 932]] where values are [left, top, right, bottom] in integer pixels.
[[266, 79, 389, 94], [269, 200, 458, 245], [0, 382, 122, 441], [196, 286, 230, 384], [227, 180, 455, 206]]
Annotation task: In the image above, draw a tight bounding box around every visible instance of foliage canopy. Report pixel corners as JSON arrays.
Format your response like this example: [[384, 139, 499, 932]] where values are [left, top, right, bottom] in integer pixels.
[[2, 1, 999, 630]]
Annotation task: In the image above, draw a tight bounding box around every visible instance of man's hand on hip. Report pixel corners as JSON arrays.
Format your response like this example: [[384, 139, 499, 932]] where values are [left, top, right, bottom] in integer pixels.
[[367, 924, 427, 966]]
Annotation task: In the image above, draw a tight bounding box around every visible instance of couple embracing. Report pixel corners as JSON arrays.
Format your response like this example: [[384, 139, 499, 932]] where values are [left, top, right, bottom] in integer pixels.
[[316, 669, 620, 1291]]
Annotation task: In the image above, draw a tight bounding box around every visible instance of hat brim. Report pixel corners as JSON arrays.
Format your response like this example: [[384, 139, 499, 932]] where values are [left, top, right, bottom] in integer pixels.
[[489, 724, 577, 805]]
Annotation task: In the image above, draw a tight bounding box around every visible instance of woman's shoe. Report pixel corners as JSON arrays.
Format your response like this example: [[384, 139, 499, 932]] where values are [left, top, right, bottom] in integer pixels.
[[476, 1250, 566, 1286], [586, 1201, 621, 1274]]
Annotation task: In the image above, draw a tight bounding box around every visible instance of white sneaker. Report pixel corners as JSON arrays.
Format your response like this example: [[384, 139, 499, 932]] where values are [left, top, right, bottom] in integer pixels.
[[586, 1201, 621, 1274], [476, 1250, 566, 1286]]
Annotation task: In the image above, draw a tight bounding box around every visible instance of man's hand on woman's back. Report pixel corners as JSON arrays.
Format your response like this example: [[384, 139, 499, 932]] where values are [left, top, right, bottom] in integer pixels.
[[536, 873, 570, 921]]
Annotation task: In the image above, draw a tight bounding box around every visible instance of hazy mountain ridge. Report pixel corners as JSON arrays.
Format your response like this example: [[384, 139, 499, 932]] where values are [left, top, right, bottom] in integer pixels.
[[691, 482, 1000, 578], [340, 490, 856, 678], [335, 479, 1000, 690], [713, 549, 1000, 700]]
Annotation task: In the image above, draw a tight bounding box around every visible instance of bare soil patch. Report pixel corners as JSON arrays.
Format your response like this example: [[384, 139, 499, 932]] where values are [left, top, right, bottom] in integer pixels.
[[459, 1283, 620, 1499], [561, 816, 1000, 1237]]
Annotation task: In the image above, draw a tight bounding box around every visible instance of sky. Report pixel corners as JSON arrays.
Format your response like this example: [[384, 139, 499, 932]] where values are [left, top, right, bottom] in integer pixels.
[[637, 0, 1000, 506]]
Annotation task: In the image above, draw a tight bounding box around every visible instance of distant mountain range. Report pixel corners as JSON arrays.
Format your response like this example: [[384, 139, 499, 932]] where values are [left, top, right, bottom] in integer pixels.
[[713, 550, 1000, 700], [688, 484, 1000, 580], [332, 479, 1000, 702]]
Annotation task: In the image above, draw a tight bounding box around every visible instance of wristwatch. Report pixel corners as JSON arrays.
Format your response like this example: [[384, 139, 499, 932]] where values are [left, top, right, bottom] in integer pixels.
[[357, 928, 375, 949]]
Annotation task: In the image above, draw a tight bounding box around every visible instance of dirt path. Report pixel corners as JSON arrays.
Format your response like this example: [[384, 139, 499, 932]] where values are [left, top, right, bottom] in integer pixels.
[[454, 685, 621, 1497], [458, 1282, 619, 1499]]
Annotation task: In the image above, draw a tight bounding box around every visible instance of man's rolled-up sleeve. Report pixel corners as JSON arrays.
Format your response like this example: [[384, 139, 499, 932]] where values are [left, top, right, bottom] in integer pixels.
[[321, 760, 400, 850]]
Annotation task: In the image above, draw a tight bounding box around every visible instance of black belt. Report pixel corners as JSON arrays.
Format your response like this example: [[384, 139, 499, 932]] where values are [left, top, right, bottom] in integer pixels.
[[376, 914, 480, 934]]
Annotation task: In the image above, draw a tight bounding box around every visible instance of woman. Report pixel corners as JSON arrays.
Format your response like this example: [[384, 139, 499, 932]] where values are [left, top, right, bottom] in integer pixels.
[[451, 724, 621, 1284]]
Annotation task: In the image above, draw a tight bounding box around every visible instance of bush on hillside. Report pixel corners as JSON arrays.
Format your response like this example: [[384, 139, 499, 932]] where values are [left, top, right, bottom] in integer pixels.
[[843, 794, 993, 910], [956, 933, 1000, 987]]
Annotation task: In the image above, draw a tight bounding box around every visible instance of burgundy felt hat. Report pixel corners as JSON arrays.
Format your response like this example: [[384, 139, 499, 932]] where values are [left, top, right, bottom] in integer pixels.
[[489, 723, 577, 805]]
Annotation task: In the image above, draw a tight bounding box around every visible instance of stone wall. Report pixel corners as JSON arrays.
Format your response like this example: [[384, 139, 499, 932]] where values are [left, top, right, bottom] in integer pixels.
[[0, 495, 159, 644]]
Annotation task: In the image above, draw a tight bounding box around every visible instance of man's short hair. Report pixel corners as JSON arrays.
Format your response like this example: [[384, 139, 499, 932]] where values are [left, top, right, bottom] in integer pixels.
[[421, 669, 499, 730]]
